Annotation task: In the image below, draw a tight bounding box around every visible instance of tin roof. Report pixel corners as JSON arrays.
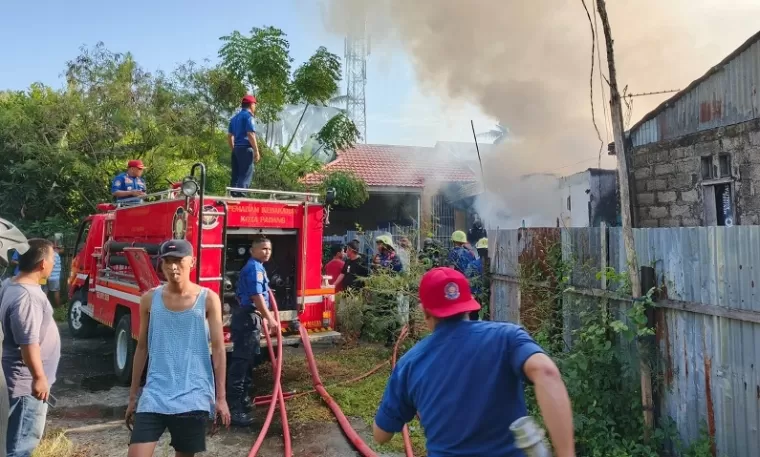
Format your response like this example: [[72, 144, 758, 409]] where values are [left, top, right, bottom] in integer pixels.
[[301, 143, 477, 189], [627, 30, 760, 147]]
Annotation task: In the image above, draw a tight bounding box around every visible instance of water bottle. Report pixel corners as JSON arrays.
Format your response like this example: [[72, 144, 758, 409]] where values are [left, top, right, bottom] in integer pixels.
[[510, 416, 552, 457]]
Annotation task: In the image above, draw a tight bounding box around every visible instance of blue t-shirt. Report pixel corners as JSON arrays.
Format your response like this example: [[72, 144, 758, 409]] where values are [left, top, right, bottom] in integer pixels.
[[375, 320, 545, 457], [448, 246, 476, 277], [228, 109, 256, 148], [236, 258, 270, 310], [11, 251, 19, 276], [111, 172, 147, 203], [50, 252, 61, 281], [378, 251, 403, 273]]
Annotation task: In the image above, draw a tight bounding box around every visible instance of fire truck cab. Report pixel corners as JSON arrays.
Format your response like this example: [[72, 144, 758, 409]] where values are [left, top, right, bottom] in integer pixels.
[[66, 163, 339, 385]]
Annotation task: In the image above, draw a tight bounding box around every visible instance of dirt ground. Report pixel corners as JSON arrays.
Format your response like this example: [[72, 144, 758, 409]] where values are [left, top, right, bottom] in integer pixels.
[[49, 324, 405, 457]]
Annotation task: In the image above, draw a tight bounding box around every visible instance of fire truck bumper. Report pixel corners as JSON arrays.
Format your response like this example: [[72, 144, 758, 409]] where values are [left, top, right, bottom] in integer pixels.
[[223, 330, 342, 352]]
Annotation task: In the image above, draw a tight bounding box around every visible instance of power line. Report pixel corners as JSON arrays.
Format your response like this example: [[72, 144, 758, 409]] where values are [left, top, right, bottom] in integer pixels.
[[580, 0, 605, 169], [626, 89, 681, 98]]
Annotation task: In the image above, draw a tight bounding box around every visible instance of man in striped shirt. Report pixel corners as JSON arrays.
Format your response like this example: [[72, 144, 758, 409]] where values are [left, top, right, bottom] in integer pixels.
[[45, 247, 62, 308]]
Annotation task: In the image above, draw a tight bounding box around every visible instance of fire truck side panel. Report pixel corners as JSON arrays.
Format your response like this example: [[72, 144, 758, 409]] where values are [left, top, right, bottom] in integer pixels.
[[68, 215, 106, 300]]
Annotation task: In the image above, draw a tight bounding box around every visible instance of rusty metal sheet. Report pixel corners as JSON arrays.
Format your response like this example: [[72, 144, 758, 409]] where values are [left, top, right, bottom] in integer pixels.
[[630, 37, 760, 147]]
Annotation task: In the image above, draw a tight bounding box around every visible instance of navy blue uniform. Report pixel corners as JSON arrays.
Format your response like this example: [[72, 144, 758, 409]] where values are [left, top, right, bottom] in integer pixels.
[[228, 109, 257, 196], [227, 257, 270, 413], [111, 172, 147, 203], [375, 320, 545, 456]]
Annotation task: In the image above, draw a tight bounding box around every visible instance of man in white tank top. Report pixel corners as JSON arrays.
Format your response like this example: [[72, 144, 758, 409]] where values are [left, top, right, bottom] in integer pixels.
[[125, 240, 231, 457]]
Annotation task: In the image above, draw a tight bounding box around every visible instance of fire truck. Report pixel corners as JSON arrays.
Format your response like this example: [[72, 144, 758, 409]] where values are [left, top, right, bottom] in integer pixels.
[[66, 163, 340, 385]]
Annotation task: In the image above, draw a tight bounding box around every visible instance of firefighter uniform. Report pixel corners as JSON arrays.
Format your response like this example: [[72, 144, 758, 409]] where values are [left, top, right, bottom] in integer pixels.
[[447, 231, 477, 275], [228, 257, 269, 425], [111, 160, 147, 204]]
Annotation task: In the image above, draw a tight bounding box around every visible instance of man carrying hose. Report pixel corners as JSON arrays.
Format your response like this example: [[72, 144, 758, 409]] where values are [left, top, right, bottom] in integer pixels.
[[373, 267, 576, 457], [229, 237, 278, 426]]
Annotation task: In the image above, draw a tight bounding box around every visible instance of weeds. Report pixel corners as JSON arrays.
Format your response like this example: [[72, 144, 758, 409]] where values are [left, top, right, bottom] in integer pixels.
[[32, 430, 85, 457]]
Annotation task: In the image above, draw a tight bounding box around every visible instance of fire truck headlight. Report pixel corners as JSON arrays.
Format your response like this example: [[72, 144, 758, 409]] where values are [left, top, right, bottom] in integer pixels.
[[181, 178, 199, 197], [325, 187, 336, 206]]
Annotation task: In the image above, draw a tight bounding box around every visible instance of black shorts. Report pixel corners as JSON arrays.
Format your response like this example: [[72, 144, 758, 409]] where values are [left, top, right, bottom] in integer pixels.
[[130, 411, 208, 453]]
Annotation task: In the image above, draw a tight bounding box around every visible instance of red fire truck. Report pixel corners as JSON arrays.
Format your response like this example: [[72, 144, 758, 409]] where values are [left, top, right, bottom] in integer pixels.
[[66, 163, 340, 384]]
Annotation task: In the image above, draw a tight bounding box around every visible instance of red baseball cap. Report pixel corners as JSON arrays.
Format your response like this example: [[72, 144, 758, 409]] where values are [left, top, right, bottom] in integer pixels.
[[242, 94, 257, 104], [419, 267, 480, 318], [127, 160, 146, 169]]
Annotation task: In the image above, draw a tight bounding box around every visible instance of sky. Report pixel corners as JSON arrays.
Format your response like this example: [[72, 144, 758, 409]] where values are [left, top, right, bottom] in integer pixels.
[[0, 0, 495, 148]]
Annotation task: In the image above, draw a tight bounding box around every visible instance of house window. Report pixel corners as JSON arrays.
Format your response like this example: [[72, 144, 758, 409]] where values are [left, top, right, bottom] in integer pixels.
[[701, 156, 714, 179], [703, 182, 735, 226], [718, 154, 731, 177]]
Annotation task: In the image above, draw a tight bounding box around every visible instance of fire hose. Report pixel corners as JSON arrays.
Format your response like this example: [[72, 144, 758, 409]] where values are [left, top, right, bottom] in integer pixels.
[[247, 290, 382, 457], [247, 290, 290, 457]]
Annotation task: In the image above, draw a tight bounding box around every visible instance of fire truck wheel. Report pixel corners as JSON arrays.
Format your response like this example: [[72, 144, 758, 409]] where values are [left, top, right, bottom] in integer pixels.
[[68, 291, 97, 338], [114, 314, 136, 386]]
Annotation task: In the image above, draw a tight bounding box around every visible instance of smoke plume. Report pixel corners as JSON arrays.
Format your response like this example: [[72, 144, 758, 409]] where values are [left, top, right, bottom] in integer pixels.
[[318, 0, 760, 228]]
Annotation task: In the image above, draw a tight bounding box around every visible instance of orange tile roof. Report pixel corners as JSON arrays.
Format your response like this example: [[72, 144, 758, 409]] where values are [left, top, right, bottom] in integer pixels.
[[301, 144, 477, 188]]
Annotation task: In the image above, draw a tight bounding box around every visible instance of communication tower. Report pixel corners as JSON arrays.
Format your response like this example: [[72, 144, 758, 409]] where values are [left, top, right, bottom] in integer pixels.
[[344, 21, 369, 143]]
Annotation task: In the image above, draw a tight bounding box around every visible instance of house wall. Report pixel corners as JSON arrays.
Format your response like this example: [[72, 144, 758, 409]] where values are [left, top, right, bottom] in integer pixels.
[[558, 169, 619, 228], [630, 118, 760, 227], [325, 192, 420, 235]]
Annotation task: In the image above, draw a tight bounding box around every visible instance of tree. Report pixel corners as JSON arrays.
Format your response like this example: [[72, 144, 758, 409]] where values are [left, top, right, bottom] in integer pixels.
[[0, 30, 368, 235], [476, 122, 509, 144]]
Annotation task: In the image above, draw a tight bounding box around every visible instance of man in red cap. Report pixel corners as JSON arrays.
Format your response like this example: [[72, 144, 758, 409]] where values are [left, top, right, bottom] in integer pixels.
[[228, 95, 260, 197], [373, 267, 575, 457], [111, 160, 147, 204]]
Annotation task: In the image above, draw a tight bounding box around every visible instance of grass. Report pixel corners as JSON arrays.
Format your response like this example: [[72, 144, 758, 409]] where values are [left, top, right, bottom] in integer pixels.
[[53, 305, 67, 323], [32, 430, 87, 457], [254, 343, 427, 455]]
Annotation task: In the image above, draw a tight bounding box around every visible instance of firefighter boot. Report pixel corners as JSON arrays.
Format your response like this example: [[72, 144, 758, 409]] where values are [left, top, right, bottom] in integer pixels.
[[227, 358, 254, 426]]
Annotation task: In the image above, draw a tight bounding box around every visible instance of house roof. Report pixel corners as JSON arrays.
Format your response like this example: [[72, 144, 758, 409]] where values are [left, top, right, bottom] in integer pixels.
[[301, 143, 477, 189]]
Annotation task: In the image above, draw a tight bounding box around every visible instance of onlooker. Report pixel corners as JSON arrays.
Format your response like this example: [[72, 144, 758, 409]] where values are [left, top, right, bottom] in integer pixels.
[[0, 217, 30, 457], [324, 245, 345, 291], [396, 237, 412, 272], [228, 95, 260, 197], [126, 240, 230, 456], [1, 239, 61, 457], [9, 251, 20, 277], [373, 267, 575, 457], [333, 240, 369, 292], [46, 246, 62, 308]]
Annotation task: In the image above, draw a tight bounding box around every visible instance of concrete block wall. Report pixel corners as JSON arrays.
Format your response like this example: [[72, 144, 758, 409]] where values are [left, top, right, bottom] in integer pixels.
[[630, 118, 760, 227]]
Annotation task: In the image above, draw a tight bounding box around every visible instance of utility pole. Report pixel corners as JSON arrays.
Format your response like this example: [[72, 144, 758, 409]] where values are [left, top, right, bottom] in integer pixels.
[[594, 0, 652, 436]]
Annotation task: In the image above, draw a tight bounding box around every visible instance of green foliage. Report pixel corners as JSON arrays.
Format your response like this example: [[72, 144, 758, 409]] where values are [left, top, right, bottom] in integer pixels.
[[519, 248, 701, 456], [314, 112, 362, 160], [319, 171, 369, 208], [218, 27, 292, 124], [1, 30, 368, 232], [290, 47, 341, 106]]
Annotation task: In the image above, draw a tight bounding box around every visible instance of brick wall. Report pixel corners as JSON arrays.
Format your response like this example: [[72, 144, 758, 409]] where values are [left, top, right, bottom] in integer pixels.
[[630, 118, 760, 227]]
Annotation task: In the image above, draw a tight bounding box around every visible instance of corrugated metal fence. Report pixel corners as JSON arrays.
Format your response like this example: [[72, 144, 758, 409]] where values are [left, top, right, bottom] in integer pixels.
[[491, 226, 760, 457]]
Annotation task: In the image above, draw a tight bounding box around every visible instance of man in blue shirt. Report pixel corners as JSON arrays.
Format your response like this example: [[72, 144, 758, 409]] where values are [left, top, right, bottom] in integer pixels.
[[373, 267, 575, 457], [447, 230, 476, 275], [228, 237, 277, 426], [111, 160, 147, 204], [228, 95, 260, 197]]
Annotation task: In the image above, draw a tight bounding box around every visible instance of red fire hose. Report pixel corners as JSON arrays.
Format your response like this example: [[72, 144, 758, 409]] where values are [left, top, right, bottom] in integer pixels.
[[247, 291, 291, 457], [298, 323, 379, 457], [393, 325, 415, 457], [246, 294, 418, 456]]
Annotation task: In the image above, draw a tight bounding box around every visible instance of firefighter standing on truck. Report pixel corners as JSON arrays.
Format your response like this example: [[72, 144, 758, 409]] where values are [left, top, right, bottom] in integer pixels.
[[229, 237, 278, 426], [111, 160, 147, 204], [228, 94, 260, 197]]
